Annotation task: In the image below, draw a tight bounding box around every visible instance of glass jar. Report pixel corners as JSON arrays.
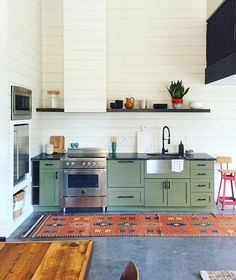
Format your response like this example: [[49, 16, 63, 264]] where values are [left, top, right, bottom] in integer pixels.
[[47, 90, 60, 108]]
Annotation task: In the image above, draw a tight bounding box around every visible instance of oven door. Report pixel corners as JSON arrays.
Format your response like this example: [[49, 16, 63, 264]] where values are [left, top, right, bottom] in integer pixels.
[[62, 169, 107, 197]]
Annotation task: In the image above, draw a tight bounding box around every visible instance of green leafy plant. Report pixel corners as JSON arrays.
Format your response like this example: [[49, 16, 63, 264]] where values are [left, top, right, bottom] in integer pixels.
[[166, 80, 190, 99]]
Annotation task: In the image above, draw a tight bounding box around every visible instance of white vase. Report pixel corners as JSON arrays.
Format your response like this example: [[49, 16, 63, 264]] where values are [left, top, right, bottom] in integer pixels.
[[173, 103, 183, 109]]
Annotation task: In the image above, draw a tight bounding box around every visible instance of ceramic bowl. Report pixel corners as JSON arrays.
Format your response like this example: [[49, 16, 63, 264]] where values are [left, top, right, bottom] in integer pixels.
[[110, 102, 118, 109], [189, 102, 203, 109]]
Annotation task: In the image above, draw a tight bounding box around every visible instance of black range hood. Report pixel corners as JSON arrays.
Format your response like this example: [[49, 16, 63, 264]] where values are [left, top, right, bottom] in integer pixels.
[[205, 0, 236, 84]]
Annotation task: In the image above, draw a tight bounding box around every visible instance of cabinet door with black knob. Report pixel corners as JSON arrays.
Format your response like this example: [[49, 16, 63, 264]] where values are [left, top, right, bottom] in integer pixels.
[[39, 161, 60, 207]]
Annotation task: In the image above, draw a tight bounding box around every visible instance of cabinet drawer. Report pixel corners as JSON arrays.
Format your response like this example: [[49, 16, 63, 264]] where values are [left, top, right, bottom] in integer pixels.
[[40, 160, 60, 170], [108, 188, 144, 206], [191, 193, 214, 207], [191, 180, 214, 192], [191, 170, 213, 179], [191, 161, 214, 170]]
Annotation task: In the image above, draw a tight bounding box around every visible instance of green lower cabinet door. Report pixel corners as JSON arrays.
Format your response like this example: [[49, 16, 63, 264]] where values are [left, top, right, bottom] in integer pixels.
[[40, 169, 60, 206], [168, 179, 190, 207], [108, 160, 144, 187], [145, 179, 167, 206], [108, 188, 144, 206]]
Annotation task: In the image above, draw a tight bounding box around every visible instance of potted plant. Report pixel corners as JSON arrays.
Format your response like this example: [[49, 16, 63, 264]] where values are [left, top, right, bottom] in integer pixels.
[[166, 80, 190, 109]]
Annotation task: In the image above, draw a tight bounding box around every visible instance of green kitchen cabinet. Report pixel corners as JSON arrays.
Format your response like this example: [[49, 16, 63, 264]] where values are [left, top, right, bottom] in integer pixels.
[[145, 179, 190, 207], [190, 161, 214, 208], [108, 160, 144, 206], [39, 160, 60, 207], [108, 160, 144, 187]]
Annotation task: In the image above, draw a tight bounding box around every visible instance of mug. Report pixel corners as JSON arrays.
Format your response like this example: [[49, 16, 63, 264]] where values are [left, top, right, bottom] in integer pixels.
[[140, 100, 147, 109], [45, 144, 54, 155], [71, 142, 79, 148]]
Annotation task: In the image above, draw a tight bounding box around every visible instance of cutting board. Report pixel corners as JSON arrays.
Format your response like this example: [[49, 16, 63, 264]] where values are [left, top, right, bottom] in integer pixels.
[[137, 130, 154, 153], [50, 136, 65, 153]]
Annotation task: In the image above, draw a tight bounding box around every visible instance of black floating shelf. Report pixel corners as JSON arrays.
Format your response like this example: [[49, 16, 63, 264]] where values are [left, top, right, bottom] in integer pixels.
[[36, 108, 64, 112], [106, 109, 211, 113], [36, 108, 210, 113]]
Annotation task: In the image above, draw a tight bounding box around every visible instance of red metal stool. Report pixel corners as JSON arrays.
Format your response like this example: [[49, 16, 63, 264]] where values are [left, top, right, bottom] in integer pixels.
[[216, 156, 236, 210]]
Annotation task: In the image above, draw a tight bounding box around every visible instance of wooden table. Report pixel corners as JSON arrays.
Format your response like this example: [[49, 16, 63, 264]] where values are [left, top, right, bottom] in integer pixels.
[[0, 240, 93, 280]]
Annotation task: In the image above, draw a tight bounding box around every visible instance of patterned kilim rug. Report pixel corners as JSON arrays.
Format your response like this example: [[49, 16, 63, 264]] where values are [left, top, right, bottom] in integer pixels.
[[200, 270, 236, 280], [22, 213, 236, 238]]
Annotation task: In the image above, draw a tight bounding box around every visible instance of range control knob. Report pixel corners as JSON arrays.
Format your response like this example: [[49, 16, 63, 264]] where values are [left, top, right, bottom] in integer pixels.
[[97, 162, 101, 166], [66, 162, 70, 167], [87, 162, 91, 166], [71, 162, 75, 167], [92, 162, 96, 167], [82, 162, 86, 167], [81, 189, 87, 195]]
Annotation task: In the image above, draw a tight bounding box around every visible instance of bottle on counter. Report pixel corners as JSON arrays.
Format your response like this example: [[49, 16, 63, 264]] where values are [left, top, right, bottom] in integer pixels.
[[178, 141, 184, 156]]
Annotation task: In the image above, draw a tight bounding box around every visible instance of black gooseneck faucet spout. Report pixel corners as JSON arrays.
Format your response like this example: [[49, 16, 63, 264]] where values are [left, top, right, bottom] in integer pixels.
[[162, 126, 171, 155]]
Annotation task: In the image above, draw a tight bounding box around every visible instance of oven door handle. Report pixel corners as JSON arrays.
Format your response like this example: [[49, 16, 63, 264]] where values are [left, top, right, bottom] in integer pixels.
[[62, 169, 105, 175]]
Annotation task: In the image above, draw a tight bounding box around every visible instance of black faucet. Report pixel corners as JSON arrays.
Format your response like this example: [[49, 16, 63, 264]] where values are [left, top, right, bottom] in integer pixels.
[[162, 126, 171, 154]]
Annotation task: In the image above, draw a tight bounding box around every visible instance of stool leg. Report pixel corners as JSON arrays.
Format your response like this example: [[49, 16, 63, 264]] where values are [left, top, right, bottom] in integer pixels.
[[231, 180, 235, 201], [221, 178, 226, 210], [216, 177, 223, 204]]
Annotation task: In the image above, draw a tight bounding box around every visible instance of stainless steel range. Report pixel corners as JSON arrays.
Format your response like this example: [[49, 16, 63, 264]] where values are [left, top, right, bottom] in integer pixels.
[[61, 148, 108, 212]]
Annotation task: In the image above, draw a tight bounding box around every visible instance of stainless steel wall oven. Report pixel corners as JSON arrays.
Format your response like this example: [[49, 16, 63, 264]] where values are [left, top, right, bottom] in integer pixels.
[[14, 124, 29, 185], [11, 86, 32, 120]]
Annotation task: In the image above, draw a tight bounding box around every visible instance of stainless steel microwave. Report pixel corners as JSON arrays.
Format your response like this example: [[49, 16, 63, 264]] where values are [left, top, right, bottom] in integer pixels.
[[11, 86, 32, 120]]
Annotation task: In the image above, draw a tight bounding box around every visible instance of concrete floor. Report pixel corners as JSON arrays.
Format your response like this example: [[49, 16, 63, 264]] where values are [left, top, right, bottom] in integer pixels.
[[8, 205, 236, 280]]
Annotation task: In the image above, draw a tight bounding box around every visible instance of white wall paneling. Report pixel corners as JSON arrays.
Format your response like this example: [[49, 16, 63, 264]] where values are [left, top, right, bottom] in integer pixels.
[[42, 0, 64, 109], [63, 0, 107, 112], [41, 0, 236, 202], [207, 0, 224, 18], [0, 0, 42, 237], [0, 0, 11, 237]]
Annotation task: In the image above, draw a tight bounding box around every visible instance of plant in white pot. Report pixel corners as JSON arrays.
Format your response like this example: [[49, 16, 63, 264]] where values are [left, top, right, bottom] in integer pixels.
[[166, 80, 190, 109]]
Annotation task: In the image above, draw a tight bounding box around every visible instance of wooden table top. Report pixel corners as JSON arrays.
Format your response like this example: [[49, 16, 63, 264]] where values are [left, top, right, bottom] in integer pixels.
[[0, 240, 94, 280]]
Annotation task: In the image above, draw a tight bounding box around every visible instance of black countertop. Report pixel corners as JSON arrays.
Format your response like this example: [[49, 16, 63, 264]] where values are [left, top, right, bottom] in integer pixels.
[[31, 153, 66, 161], [32, 152, 215, 161], [107, 153, 215, 161]]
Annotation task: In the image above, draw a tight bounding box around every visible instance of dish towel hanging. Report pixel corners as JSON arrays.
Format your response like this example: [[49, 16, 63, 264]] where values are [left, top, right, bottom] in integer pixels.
[[171, 159, 184, 172]]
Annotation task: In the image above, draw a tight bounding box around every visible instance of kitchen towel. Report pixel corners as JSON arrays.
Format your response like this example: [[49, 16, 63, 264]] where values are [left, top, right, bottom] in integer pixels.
[[171, 159, 184, 172]]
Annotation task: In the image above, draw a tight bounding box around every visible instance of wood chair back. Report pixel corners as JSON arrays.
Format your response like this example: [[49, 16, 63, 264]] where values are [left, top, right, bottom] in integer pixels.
[[216, 156, 232, 170], [120, 261, 139, 280]]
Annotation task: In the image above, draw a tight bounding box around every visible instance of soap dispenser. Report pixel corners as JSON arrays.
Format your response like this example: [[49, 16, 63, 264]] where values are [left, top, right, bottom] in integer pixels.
[[178, 141, 184, 156]]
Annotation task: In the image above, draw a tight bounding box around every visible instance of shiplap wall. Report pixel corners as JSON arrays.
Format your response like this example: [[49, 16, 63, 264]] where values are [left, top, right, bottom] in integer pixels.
[[41, 0, 236, 191], [207, 0, 224, 18], [42, 0, 64, 109], [0, 0, 42, 237], [0, 0, 10, 237], [63, 0, 107, 112]]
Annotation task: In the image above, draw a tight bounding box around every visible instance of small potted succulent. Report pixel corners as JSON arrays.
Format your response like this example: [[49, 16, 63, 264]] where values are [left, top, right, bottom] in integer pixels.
[[166, 80, 190, 109]]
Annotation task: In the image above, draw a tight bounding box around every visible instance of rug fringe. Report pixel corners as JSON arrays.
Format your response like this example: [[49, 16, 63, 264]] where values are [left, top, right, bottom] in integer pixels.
[[22, 215, 45, 238]]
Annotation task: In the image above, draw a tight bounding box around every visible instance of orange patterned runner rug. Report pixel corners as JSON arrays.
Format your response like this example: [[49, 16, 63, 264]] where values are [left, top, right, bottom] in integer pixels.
[[22, 213, 236, 238]]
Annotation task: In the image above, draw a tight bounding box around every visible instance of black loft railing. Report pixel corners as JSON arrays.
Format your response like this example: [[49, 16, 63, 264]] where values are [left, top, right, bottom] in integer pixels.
[[207, 0, 236, 67]]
